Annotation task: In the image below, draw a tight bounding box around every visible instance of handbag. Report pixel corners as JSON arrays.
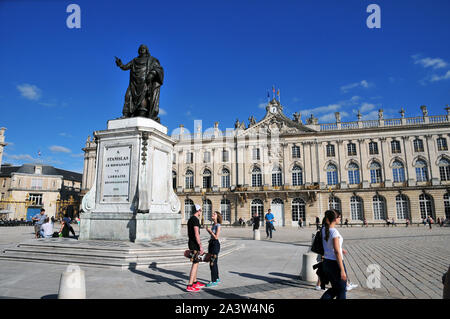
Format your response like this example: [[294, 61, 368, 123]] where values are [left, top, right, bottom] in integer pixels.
[[311, 227, 324, 255]]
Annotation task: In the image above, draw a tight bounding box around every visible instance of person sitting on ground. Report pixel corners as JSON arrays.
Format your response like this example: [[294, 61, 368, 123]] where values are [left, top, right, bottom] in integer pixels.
[[39, 217, 53, 239], [62, 214, 76, 238]]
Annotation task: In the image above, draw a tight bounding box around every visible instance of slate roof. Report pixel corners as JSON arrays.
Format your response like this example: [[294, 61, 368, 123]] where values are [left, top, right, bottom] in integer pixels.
[[0, 164, 82, 182]]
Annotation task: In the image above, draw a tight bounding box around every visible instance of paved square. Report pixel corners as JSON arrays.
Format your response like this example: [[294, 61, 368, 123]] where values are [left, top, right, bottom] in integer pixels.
[[0, 224, 448, 299]]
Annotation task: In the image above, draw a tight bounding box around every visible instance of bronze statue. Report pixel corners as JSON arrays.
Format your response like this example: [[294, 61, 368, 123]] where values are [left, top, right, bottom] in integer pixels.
[[115, 44, 164, 122]]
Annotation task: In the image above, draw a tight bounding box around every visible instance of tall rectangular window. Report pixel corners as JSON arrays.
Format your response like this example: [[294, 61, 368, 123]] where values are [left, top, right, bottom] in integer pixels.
[[292, 145, 301, 158], [326, 144, 335, 157], [391, 140, 401, 154], [437, 137, 448, 151], [222, 150, 229, 162], [413, 139, 424, 152], [347, 143, 357, 156], [253, 148, 260, 160], [369, 142, 379, 155]]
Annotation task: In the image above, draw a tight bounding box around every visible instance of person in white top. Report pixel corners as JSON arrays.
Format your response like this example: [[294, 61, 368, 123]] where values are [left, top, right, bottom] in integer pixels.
[[320, 210, 347, 299], [39, 217, 53, 239]]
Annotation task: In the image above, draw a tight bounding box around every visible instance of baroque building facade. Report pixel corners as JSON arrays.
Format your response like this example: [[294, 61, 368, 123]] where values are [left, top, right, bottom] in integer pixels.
[[82, 100, 450, 226]]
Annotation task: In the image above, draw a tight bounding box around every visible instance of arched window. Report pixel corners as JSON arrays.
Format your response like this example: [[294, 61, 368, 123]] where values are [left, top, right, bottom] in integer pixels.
[[329, 196, 341, 213], [444, 194, 450, 220], [350, 196, 363, 220], [326, 164, 338, 185], [392, 161, 405, 183], [184, 199, 195, 220], [292, 198, 306, 222], [203, 199, 212, 221], [348, 163, 360, 185], [272, 166, 282, 186], [396, 194, 409, 220], [203, 169, 212, 189], [370, 162, 382, 183], [252, 166, 262, 187], [419, 194, 434, 219], [415, 160, 428, 182], [292, 166, 303, 186], [439, 158, 450, 181], [220, 199, 231, 222], [221, 168, 230, 188], [251, 199, 264, 224], [372, 195, 386, 220], [185, 170, 194, 189], [172, 171, 177, 190]]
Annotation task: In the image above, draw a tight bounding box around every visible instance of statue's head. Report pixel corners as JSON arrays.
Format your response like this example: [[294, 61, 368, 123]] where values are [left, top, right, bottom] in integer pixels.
[[138, 44, 150, 57]]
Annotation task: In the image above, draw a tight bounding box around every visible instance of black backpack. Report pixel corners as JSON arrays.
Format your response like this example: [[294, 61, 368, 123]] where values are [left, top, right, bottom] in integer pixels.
[[311, 227, 324, 255]]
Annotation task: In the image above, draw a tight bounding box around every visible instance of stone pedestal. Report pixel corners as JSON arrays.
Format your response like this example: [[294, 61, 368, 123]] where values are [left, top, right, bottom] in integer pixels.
[[80, 117, 181, 242], [253, 229, 260, 240]]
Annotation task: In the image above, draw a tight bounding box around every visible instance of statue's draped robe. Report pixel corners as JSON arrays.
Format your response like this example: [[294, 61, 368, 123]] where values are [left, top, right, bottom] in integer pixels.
[[120, 55, 164, 120]]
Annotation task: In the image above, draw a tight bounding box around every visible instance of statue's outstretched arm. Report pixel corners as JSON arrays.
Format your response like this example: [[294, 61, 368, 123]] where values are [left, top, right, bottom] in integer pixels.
[[115, 56, 132, 70]]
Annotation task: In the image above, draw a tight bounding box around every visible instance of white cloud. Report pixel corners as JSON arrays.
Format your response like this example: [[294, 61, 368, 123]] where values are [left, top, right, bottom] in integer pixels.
[[413, 56, 448, 69], [49, 145, 71, 153], [430, 70, 450, 82], [340, 80, 372, 93], [258, 102, 266, 109], [4, 153, 34, 161], [59, 132, 73, 138], [360, 102, 377, 113], [302, 104, 341, 116], [17, 84, 42, 100], [159, 108, 167, 116], [70, 153, 84, 158]]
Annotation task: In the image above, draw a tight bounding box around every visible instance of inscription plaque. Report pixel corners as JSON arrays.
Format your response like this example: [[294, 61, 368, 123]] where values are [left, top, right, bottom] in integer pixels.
[[101, 145, 132, 202]]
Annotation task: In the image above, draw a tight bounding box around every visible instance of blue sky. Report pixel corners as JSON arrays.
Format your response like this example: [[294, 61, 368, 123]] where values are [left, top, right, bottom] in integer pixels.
[[0, 0, 449, 173]]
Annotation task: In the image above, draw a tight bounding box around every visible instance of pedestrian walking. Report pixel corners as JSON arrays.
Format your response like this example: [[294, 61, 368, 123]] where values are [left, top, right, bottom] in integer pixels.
[[427, 216, 432, 230], [315, 216, 320, 230], [344, 218, 349, 227], [265, 209, 275, 239], [298, 218, 303, 229], [205, 211, 222, 287], [32, 208, 47, 238], [406, 218, 410, 227], [320, 210, 347, 300], [186, 204, 205, 292]]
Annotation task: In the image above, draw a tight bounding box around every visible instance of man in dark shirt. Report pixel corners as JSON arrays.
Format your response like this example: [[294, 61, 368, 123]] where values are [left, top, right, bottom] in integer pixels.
[[186, 204, 205, 292]]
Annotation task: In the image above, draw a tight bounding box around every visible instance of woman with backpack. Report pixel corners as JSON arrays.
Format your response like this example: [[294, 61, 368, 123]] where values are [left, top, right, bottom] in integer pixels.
[[320, 209, 347, 299]]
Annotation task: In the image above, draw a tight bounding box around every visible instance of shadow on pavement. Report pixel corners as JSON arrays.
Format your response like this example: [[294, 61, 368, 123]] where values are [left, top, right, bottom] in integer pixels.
[[41, 294, 58, 299]]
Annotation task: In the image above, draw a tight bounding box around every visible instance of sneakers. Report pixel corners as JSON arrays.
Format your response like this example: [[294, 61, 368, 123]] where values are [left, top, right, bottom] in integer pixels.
[[315, 285, 322, 291], [215, 278, 221, 284], [346, 282, 358, 291], [206, 281, 217, 287], [193, 282, 205, 289], [186, 285, 200, 292]]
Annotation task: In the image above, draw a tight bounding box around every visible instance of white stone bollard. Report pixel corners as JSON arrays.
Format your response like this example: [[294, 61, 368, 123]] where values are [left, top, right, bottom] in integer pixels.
[[300, 252, 318, 282], [253, 229, 260, 240], [58, 264, 86, 299]]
